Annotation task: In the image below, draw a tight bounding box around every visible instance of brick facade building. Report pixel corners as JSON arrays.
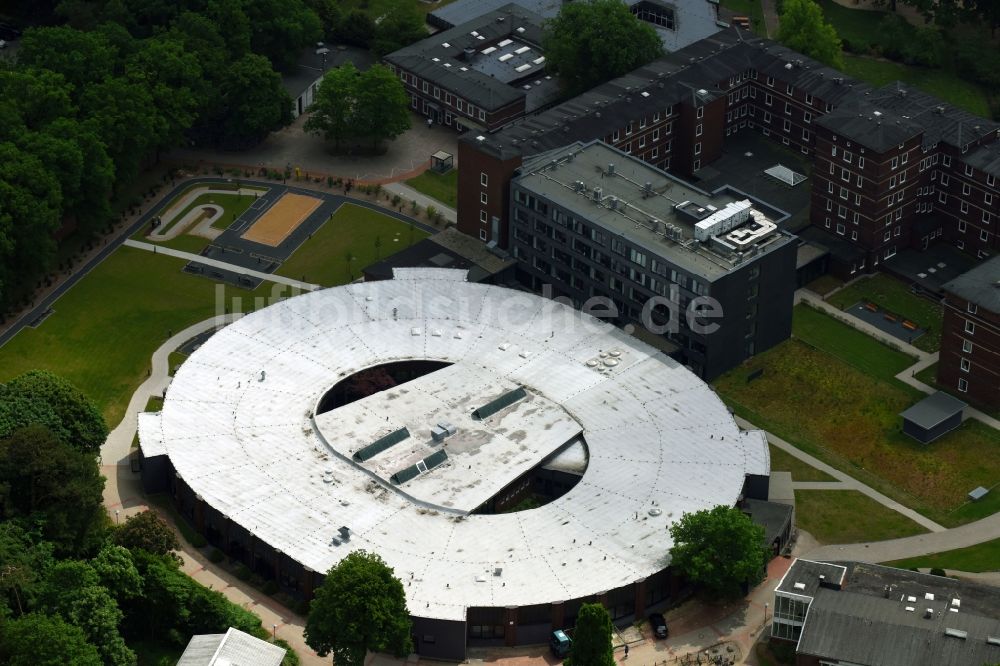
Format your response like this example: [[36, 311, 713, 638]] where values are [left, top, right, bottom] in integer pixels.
[[938, 257, 1000, 409]]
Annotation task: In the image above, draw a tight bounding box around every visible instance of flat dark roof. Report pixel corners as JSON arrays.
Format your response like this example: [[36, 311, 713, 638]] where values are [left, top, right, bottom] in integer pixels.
[[942, 255, 1000, 312], [900, 391, 967, 431]]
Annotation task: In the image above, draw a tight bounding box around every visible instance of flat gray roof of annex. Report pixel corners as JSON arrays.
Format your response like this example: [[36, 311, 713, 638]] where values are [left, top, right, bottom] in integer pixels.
[[513, 140, 793, 281]]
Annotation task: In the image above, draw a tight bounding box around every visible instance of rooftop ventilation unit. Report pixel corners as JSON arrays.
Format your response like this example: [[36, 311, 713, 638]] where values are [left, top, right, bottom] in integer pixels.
[[643, 182, 653, 197], [472, 387, 527, 420], [573, 180, 585, 192], [354, 427, 411, 462], [944, 628, 968, 640], [338, 526, 351, 541], [592, 186, 603, 202], [464, 47, 476, 60], [608, 196, 619, 211], [924, 608, 933, 619], [608, 163, 615, 175], [694, 200, 753, 242]]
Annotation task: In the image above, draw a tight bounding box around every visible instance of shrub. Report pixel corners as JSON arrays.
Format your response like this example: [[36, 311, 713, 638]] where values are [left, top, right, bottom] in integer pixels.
[[208, 548, 225, 563], [326, 176, 334, 187], [234, 564, 252, 581], [425, 205, 437, 220], [262, 580, 279, 595], [292, 599, 310, 616], [273, 638, 300, 666], [391, 194, 401, 206], [930, 567, 947, 577]]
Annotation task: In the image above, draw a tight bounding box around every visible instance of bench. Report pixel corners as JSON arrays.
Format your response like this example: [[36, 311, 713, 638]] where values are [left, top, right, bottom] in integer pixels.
[[902, 320, 918, 331], [864, 302, 878, 312]]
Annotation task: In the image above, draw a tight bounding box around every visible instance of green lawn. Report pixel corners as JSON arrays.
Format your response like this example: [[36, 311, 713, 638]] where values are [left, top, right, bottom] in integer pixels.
[[805, 274, 844, 297], [817, 0, 891, 46], [794, 490, 928, 544], [276, 203, 429, 286], [825, 273, 943, 353], [0, 248, 272, 426], [768, 443, 836, 481], [404, 169, 458, 209], [168, 351, 188, 377], [884, 538, 1000, 573], [793, 303, 917, 382], [840, 55, 992, 118], [713, 307, 1000, 527]]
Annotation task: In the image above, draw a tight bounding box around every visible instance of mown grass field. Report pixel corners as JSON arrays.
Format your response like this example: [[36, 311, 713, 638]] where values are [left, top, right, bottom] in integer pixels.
[[405, 169, 458, 209], [885, 537, 1000, 573], [713, 305, 1000, 527], [276, 203, 429, 286], [794, 490, 928, 543], [826, 273, 943, 352], [768, 443, 835, 482], [0, 248, 273, 426]]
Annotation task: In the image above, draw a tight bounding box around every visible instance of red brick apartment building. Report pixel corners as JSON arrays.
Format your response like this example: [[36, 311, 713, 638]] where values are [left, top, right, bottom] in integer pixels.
[[937, 257, 1000, 409], [456, 27, 1000, 278]]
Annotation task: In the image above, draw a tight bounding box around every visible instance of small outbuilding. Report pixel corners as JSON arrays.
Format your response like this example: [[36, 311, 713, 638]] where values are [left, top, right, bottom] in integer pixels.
[[900, 391, 967, 443], [177, 627, 286, 666]]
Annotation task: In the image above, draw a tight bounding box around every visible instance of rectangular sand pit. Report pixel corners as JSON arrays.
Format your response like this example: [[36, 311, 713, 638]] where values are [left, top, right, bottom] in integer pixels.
[[241, 193, 322, 247]]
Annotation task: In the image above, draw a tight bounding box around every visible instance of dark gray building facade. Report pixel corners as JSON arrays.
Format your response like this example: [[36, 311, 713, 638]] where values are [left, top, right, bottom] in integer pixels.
[[508, 140, 797, 379]]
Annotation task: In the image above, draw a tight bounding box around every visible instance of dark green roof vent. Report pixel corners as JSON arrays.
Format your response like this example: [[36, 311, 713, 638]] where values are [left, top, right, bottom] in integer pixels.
[[354, 427, 410, 462], [472, 387, 527, 420], [390, 450, 450, 485]]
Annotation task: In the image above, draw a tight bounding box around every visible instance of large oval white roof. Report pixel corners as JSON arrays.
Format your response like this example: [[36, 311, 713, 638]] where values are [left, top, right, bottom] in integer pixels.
[[140, 268, 768, 620]]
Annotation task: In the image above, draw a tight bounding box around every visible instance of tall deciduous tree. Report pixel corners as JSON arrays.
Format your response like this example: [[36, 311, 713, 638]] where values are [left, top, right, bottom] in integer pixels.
[[16, 26, 117, 98], [569, 603, 614, 666], [112, 510, 180, 561], [306, 63, 411, 150], [0, 425, 107, 557], [212, 53, 293, 148], [0, 613, 103, 666], [243, 0, 323, 70], [543, 0, 663, 95], [372, 6, 428, 56], [668, 505, 768, 598], [777, 0, 844, 69], [305, 551, 413, 666], [0, 370, 108, 454]]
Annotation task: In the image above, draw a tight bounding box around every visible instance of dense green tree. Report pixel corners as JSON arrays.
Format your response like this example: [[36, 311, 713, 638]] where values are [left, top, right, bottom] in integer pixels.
[[243, 0, 323, 70], [354, 65, 412, 148], [0, 613, 103, 666], [569, 603, 614, 666], [0, 143, 62, 306], [126, 35, 205, 149], [543, 0, 663, 95], [205, 0, 252, 58], [0, 523, 55, 617], [306, 0, 343, 40], [0, 371, 107, 454], [0, 425, 107, 557], [38, 561, 135, 666], [0, 69, 76, 133], [305, 551, 412, 666], [16, 26, 117, 96], [336, 10, 376, 49], [113, 510, 180, 560], [372, 6, 428, 56], [305, 61, 359, 148], [212, 53, 292, 148], [91, 544, 143, 603], [777, 0, 844, 69], [306, 63, 410, 150], [668, 505, 768, 598], [81, 75, 167, 184]]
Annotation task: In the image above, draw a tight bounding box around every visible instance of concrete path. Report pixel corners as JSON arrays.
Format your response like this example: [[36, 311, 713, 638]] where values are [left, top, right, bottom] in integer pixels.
[[122, 239, 321, 292], [791, 481, 848, 490], [737, 415, 947, 533], [382, 181, 457, 224], [759, 0, 779, 37], [803, 509, 1000, 563]]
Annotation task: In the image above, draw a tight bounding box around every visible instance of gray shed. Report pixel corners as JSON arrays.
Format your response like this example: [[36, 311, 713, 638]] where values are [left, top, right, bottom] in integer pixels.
[[900, 391, 967, 443]]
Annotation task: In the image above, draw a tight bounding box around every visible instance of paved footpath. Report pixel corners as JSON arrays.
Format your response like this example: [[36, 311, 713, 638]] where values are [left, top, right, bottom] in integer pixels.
[[122, 239, 321, 292], [382, 181, 457, 224]]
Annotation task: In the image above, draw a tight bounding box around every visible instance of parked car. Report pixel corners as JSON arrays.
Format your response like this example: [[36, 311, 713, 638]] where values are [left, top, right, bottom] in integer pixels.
[[550, 629, 572, 657], [648, 612, 668, 639]]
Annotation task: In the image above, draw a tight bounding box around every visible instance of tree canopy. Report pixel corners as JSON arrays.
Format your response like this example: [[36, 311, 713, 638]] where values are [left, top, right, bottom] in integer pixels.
[[112, 510, 181, 561], [0, 613, 103, 666], [543, 0, 663, 95], [305, 550, 413, 666], [305, 63, 411, 150], [0, 370, 108, 453], [668, 505, 769, 598], [777, 0, 844, 69], [569, 603, 614, 666]]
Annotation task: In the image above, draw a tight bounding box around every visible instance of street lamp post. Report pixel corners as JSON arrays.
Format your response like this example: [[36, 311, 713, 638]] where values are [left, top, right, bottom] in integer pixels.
[[764, 602, 769, 626], [272, 624, 277, 639], [115, 510, 120, 525]]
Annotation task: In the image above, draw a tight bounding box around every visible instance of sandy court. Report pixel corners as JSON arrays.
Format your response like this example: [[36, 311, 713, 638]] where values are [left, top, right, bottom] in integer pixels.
[[242, 193, 322, 247]]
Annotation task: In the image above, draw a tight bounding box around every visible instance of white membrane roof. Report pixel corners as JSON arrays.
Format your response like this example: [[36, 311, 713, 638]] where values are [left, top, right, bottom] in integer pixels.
[[142, 268, 768, 621]]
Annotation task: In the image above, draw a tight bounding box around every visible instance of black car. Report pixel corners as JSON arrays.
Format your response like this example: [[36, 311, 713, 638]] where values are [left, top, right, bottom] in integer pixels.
[[648, 612, 668, 639]]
